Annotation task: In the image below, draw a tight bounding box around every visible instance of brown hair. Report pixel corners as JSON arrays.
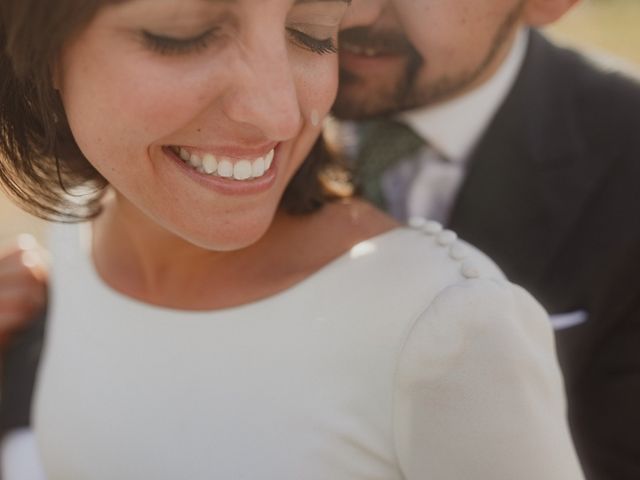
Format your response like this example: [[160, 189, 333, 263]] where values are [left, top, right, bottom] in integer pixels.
[[0, 0, 344, 221]]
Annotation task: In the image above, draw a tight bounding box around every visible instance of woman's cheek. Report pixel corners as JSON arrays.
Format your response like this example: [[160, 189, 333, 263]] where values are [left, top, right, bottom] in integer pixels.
[[296, 55, 340, 120], [106, 60, 230, 140]]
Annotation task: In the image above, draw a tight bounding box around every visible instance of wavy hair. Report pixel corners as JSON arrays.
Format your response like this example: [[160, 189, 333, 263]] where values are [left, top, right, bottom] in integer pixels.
[[0, 0, 344, 221]]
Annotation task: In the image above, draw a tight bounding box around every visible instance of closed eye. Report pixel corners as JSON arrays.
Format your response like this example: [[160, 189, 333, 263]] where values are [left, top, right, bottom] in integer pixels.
[[142, 28, 221, 56], [287, 28, 337, 55]]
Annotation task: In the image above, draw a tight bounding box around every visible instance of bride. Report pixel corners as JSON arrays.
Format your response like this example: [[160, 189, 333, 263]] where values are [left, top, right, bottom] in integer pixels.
[[0, 0, 583, 478]]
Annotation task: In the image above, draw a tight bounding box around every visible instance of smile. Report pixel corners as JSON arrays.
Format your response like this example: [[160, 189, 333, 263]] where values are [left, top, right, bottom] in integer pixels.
[[341, 42, 381, 57], [170, 146, 275, 181], [338, 29, 416, 58], [340, 41, 412, 60]]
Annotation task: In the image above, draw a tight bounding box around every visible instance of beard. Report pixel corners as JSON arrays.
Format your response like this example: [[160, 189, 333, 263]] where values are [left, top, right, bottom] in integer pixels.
[[333, 1, 526, 120]]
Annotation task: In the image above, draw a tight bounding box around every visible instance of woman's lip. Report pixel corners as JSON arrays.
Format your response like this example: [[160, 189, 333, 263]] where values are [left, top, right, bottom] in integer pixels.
[[162, 146, 279, 196]]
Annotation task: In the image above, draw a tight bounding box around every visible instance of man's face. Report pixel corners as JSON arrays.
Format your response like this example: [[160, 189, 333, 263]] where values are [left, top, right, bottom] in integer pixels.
[[334, 0, 527, 119]]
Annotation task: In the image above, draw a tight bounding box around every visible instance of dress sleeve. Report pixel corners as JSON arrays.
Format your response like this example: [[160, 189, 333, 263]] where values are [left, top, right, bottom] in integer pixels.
[[393, 278, 585, 479]]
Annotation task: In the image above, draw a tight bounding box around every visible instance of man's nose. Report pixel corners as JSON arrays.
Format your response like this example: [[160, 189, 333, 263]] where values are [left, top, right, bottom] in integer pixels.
[[222, 42, 302, 142]]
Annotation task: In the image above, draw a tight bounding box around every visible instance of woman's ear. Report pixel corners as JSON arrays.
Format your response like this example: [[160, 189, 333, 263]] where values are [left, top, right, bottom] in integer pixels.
[[523, 0, 580, 26]]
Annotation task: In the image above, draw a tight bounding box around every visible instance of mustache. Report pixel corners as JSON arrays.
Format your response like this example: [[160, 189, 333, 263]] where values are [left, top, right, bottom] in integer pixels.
[[339, 26, 417, 55]]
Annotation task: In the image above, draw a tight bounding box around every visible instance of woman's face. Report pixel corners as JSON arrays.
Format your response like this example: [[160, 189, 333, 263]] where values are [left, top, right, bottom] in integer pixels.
[[58, 0, 348, 250]]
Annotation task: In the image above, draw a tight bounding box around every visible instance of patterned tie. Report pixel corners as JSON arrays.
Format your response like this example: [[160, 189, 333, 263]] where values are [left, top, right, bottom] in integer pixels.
[[354, 119, 425, 209]]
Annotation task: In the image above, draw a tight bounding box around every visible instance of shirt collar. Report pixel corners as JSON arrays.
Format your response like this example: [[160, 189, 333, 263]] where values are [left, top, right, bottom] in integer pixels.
[[399, 28, 529, 163]]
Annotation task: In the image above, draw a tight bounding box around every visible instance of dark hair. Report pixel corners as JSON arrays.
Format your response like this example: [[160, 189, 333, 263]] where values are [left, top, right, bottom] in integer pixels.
[[0, 0, 346, 221]]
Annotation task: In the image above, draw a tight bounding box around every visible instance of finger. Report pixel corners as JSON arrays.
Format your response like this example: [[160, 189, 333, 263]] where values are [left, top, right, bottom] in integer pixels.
[[0, 279, 47, 334], [0, 283, 46, 308], [0, 250, 27, 277], [0, 270, 45, 299], [0, 250, 48, 284], [0, 286, 45, 331], [0, 309, 40, 332], [0, 264, 38, 285]]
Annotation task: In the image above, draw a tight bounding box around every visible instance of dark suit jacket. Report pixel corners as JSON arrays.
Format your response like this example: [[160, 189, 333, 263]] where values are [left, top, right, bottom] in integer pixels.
[[2, 30, 639, 480], [448, 30, 640, 479]]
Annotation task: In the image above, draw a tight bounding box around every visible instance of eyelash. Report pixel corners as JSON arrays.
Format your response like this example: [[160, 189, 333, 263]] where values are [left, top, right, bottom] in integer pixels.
[[142, 29, 220, 56], [142, 28, 337, 57], [286, 28, 337, 55]]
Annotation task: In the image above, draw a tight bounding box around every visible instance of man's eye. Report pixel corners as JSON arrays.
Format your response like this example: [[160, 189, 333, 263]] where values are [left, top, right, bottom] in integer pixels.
[[142, 28, 220, 56], [287, 28, 337, 55]]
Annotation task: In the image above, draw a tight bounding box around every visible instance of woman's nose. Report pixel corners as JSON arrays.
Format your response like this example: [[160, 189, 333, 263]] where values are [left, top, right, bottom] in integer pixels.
[[222, 42, 303, 142]]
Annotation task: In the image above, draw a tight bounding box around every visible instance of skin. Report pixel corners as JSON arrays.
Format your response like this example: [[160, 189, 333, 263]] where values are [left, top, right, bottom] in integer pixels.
[[335, 0, 578, 119], [53, 0, 395, 309], [0, 236, 47, 348]]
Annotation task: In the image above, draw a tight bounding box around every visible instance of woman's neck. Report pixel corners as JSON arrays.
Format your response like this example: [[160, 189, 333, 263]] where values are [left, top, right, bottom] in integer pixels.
[[91, 194, 292, 309], [90, 192, 397, 310]]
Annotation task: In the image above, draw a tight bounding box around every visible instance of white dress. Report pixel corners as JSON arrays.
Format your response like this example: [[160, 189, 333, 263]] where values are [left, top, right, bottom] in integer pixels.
[[28, 222, 584, 480]]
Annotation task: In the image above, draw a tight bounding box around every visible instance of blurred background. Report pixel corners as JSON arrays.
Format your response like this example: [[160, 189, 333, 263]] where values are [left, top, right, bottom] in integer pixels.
[[547, 0, 640, 69], [1, 0, 639, 245]]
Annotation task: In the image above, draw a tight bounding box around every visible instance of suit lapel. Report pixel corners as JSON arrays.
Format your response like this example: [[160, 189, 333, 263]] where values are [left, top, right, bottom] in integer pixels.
[[448, 31, 610, 292]]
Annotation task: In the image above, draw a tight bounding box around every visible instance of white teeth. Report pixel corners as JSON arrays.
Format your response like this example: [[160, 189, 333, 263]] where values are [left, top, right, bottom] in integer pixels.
[[189, 154, 202, 169], [173, 147, 275, 180], [202, 154, 217, 174], [265, 150, 274, 170], [344, 43, 381, 57], [233, 160, 252, 180], [217, 159, 234, 178], [179, 148, 191, 161], [252, 157, 265, 178]]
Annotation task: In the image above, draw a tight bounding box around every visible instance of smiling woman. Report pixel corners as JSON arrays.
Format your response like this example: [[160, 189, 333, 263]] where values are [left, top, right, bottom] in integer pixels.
[[0, 0, 348, 224], [0, 0, 585, 479]]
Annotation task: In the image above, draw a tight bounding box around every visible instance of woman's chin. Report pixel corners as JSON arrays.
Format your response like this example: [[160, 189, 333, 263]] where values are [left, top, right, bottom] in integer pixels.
[[171, 216, 275, 253]]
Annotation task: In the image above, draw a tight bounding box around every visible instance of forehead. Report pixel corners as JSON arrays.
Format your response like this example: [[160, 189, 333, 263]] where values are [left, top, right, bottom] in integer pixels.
[[99, 0, 350, 19], [109, 0, 350, 6], [93, 0, 351, 28]]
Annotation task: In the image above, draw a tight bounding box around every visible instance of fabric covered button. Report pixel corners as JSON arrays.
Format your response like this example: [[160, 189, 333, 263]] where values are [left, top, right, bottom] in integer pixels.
[[408, 217, 427, 230], [449, 242, 468, 261], [436, 230, 458, 246], [461, 262, 480, 279], [422, 221, 443, 236]]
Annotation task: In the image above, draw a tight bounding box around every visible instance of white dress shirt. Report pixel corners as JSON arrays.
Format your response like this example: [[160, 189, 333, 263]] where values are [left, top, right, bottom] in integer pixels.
[[383, 28, 530, 223]]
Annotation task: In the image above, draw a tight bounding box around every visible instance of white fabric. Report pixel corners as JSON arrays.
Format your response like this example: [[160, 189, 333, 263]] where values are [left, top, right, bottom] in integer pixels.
[[381, 28, 529, 222], [1, 429, 47, 480], [550, 310, 589, 330], [27, 223, 584, 480]]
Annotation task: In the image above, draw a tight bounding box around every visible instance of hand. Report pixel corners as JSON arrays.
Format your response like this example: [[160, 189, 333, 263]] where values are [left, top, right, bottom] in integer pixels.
[[0, 235, 48, 349]]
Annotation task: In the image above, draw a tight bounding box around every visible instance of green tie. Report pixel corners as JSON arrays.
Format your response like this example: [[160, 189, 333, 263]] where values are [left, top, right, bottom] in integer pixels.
[[355, 119, 425, 209]]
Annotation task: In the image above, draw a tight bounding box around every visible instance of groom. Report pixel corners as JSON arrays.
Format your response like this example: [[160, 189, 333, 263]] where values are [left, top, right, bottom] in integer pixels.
[[334, 0, 640, 478]]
